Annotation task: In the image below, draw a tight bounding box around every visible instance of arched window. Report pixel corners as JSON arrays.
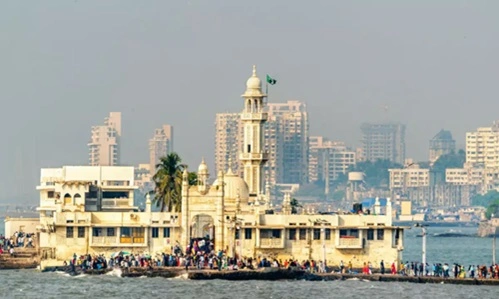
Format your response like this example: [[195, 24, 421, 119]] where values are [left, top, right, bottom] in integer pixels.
[[74, 193, 82, 205], [63, 193, 72, 205]]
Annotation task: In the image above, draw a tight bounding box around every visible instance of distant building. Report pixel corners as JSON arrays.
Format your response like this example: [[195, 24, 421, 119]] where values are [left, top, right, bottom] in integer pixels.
[[149, 125, 174, 175], [215, 101, 309, 186], [267, 101, 309, 185], [135, 163, 154, 194], [361, 123, 405, 165], [429, 129, 456, 164], [466, 122, 499, 191], [88, 112, 121, 166], [389, 164, 430, 206], [389, 162, 480, 207], [214, 113, 243, 176], [309, 136, 356, 187]]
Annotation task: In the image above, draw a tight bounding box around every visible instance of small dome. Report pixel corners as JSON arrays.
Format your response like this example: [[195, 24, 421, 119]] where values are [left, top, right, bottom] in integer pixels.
[[213, 170, 250, 203], [198, 157, 208, 173], [245, 65, 261, 90]]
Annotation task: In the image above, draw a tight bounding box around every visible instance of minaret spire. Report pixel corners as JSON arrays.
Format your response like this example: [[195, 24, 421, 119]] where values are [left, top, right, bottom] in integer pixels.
[[240, 65, 268, 196]]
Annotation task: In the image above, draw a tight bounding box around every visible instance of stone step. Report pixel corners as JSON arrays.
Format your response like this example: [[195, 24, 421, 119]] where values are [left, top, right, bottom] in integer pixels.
[[0, 255, 36, 260]]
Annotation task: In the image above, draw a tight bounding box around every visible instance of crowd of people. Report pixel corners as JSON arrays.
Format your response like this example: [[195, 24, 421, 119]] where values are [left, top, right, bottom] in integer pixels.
[[396, 261, 499, 279], [59, 238, 499, 280], [0, 231, 35, 256]]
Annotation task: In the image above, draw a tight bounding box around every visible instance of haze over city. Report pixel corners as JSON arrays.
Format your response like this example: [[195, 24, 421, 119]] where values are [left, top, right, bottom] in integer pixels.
[[2, 0, 499, 203]]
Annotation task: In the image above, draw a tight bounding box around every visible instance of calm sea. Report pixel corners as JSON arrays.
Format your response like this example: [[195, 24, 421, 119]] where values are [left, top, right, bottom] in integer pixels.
[[1, 222, 497, 298]]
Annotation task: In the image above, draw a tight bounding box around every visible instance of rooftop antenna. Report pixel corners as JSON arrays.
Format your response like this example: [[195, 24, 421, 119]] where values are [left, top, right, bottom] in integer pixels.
[[381, 104, 389, 122]]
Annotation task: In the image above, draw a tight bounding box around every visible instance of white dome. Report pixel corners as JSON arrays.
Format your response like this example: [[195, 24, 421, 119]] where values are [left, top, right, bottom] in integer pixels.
[[213, 169, 249, 203], [198, 158, 208, 173], [245, 65, 261, 90]]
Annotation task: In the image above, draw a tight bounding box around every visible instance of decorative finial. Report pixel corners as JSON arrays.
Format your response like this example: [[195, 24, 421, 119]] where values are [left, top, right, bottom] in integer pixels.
[[252, 65, 257, 76]]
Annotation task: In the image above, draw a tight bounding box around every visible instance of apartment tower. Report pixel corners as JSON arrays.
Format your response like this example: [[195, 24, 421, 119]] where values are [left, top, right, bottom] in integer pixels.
[[267, 101, 309, 185], [309, 136, 356, 184], [361, 122, 406, 165], [149, 125, 174, 174], [88, 112, 121, 166], [215, 113, 243, 175], [215, 100, 309, 186]]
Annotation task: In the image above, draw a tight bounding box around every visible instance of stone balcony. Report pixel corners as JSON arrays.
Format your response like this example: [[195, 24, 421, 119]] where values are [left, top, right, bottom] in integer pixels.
[[241, 112, 268, 121], [336, 237, 363, 249], [239, 153, 269, 161]]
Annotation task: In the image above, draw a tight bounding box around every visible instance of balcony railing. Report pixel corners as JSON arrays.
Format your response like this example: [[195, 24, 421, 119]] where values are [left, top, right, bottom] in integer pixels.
[[91, 236, 117, 246], [336, 237, 362, 249], [241, 112, 268, 121], [239, 153, 269, 161], [102, 198, 130, 207], [259, 238, 283, 248], [119, 237, 145, 244]]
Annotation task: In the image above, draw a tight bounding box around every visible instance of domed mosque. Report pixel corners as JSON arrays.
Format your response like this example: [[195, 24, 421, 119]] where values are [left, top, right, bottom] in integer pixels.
[[180, 65, 272, 251], [177, 66, 402, 267]]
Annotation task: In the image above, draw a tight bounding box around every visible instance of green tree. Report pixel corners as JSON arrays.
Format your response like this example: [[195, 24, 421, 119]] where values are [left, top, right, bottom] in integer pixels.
[[188, 172, 198, 186], [152, 153, 196, 212], [431, 150, 465, 183], [485, 199, 499, 219], [353, 159, 402, 189], [471, 190, 499, 207], [290, 198, 302, 214], [331, 190, 345, 201]]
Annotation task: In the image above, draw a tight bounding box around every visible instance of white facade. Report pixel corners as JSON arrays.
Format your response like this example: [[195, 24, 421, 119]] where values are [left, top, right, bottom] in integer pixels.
[[466, 123, 499, 191], [389, 165, 430, 189]]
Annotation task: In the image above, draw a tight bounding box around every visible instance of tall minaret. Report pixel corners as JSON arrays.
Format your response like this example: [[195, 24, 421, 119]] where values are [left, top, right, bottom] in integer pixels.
[[240, 65, 268, 196]]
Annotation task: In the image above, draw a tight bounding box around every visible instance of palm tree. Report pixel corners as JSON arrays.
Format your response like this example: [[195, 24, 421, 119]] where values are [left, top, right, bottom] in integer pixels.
[[153, 153, 186, 212], [290, 198, 302, 214], [152, 152, 199, 212]]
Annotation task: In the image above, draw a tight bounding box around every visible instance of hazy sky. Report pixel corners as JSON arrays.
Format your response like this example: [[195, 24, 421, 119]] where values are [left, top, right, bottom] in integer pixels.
[[1, 1, 499, 203]]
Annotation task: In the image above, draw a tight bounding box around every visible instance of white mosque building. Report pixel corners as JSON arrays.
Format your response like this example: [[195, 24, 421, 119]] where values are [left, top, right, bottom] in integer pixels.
[[31, 66, 405, 268]]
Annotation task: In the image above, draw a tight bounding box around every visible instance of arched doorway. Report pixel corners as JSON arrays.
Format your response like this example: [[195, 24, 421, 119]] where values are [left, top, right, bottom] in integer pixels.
[[191, 214, 214, 240]]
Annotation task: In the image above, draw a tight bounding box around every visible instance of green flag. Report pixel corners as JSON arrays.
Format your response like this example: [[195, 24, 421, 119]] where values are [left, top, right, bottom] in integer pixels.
[[266, 74, 277, 85]]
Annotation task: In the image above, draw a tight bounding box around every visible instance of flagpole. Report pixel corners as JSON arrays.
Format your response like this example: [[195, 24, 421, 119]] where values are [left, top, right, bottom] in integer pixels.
[[266, 81, 269, 103]]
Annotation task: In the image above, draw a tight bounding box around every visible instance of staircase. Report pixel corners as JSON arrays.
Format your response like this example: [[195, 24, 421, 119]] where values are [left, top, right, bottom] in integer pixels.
[[0, 247, 39, 269]]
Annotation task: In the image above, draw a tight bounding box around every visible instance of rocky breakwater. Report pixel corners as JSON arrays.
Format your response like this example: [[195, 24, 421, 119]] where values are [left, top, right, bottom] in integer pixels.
[[43, 266, 186, 278], [188, 269, 499, 286], [477, 219, 499, 237], [188, 267, 306, 280], [0, 248, 39, 270]]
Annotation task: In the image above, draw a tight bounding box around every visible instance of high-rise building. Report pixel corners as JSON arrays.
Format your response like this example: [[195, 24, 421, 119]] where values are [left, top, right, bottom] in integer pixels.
[[215, 113, 243, 175], [267, 101, 309, 185], [465, 122, 499, 190], [149, 125, 174, 174], [88, 112, 121, 166], [429, 129, 456, 164], [361, 122, 405, 165], [214, 101, 309, 186], [309, 136, 356, 184]]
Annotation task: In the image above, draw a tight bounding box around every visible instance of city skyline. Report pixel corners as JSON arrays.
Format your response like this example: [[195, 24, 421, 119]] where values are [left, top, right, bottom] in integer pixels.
[[2, 1, 499, 202]]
